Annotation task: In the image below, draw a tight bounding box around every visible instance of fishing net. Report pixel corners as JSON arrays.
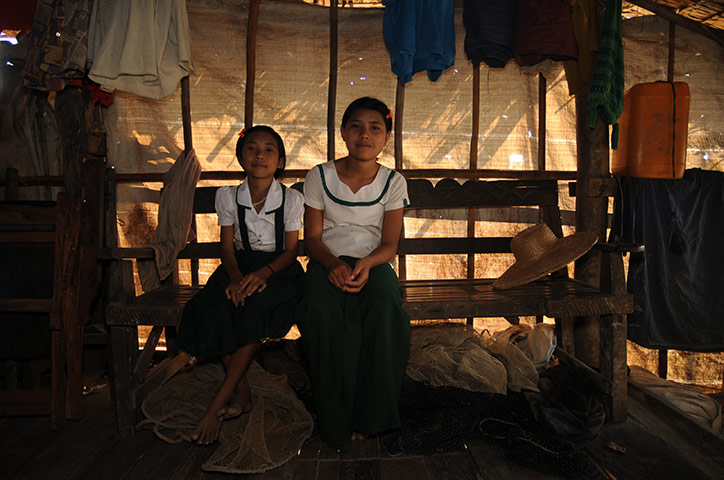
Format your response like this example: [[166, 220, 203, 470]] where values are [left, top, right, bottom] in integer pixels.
[[406, 323, 507, 394], [140, 360, 313, 474]]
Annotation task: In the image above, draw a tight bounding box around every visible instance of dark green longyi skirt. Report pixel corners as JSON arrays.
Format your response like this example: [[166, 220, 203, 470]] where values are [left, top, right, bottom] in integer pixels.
[[177, 250, 303, 357], [296, 257, 410, 451]]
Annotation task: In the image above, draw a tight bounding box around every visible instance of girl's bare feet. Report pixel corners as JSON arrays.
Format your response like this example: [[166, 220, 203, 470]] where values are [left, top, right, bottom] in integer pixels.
[[217, 377, 252, 420], [351, 432, 366, 441], [191, 410, 223, 445]]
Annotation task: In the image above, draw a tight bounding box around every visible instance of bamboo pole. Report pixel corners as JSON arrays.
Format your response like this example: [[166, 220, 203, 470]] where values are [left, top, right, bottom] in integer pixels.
[[537, 74, 546, 172], [328, 0, 338, 162], [181, 76, 193, 155], [536, 73, 547, 325], [659, 21, 677, 380], [394, 78, 405, 170], [394, 78, 406, 279], [466, 64, 481, 325], [245, 0, 261, 128]]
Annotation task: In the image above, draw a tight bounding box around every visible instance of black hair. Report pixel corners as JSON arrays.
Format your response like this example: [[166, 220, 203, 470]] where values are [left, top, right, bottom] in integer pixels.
[[235, 125, 287, 178], [341, 97, 393, 132]]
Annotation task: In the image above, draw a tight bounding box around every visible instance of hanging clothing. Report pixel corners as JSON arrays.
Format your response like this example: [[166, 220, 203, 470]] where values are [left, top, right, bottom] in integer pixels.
[[610, 169, 724, 352], [562, 0, 599, 95], [0, 0, 37, 29], [137, 149, 201, 292], [382, 0, 456, 84], [176, 182, 304, 356], [23, 0, 90, 92], [587, 0, 624, 149], [462, 0, 516, 68], [513, 0, 578, 67], [297, 161, 410, 451], [87, 0, 194, 99]]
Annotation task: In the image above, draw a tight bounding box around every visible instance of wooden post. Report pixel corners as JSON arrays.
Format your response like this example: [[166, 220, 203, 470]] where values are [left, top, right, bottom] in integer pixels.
[[328, 0, 338, 163], [537, 74, 547, 172], [573, 90, 610, 368], [180, 76, 198, 286], [4, 168, 19, 200], [659, 21, 677, 380], [181, 76, 193, 155], [395, 78, 406, 280], [536, 73, 547, 324], [466, 64, 481, 325], [244, 0, 261, 128]]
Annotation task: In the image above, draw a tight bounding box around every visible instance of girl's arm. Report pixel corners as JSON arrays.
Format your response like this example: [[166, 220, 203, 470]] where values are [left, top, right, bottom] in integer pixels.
[[220, 225, 245, 306], [238, 229, 300, 300], [345, 207, 404, 293], [304, 205, 354, 290]]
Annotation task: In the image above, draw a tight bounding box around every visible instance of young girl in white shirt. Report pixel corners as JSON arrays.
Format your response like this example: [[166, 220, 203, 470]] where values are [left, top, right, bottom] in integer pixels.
[[177, 126, 304, 445], [297, 97, 410, 451]]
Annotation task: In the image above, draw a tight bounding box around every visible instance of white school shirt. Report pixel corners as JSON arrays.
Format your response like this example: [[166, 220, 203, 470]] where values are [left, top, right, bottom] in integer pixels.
[[215, 180, 304, 252], [304, 161, 409, 258]]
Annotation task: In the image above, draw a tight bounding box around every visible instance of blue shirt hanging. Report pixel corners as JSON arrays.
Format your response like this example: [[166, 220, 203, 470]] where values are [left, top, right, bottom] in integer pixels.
[[382, 0, 456, 84]]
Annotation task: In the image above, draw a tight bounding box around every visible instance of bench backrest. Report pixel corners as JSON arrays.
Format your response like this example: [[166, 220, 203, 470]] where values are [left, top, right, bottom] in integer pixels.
[[178, 179, 563, 281]]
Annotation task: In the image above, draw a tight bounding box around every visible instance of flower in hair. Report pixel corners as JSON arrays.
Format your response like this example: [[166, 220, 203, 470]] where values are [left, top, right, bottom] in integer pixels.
[[386, 110, 393, 120], [238, 128, 247, 137]]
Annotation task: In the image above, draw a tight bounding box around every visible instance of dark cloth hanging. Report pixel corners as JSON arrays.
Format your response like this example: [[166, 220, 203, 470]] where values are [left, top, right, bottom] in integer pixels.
[[462, 0, 516, 68], [382, 0, 456, 84], [513, 0, 578, 67], [610, 169, 724, 352], [0, 0, 38, 30], [23, 0, 90, 92]]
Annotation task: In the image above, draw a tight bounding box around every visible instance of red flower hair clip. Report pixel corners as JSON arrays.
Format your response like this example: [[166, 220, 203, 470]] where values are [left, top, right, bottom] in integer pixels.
[[238, 128, 247, 137], [386, 110, 393, 120]]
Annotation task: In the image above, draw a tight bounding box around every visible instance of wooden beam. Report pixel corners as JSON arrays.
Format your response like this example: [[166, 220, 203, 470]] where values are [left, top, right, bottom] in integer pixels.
[[180, 76, 193, 155], [395, 77, 406, 279], [4, 168, 18, 200], [394, 78, 405, 170], [244, 0, 260, 128], [626, 0, 724, 49], [467, 64, 480, 324], [328, 0, 338, 163], [10, 169, 579, 185], [537, 74, 546, 171], [470, 64, 480, 169]]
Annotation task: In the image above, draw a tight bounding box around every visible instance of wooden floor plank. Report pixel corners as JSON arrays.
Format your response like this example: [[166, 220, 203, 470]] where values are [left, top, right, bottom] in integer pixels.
[[317, 459, 340, 480], [423, 451, 478, 480], [291, 458, 319, 479], [585, 419, 712, 480], [0, 416, 60, 480], [338, 459, 382, 480], [125, 440, 200, 480], [7, 391, 117, 480], [341, 437, 381, 460], [379, 457, 429, 480], [76, 430, 159, 480]]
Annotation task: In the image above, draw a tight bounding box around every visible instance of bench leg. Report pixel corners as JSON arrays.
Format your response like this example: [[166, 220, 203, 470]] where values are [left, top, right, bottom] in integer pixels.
[[555, 316, 576, 356], [600, 313, 627, 422], [109, 325, 138, 435]]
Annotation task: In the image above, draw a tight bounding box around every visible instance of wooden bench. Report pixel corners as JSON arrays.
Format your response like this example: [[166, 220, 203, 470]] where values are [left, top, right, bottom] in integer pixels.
[[101, 175, 633, 435]]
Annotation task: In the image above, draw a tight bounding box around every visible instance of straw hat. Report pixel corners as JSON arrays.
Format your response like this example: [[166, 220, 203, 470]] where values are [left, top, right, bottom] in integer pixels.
[[492, 223, 598, 290]]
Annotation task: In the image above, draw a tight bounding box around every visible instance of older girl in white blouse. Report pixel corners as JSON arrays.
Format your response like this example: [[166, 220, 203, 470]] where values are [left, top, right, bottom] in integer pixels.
[[297, 97, 410, 452]]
